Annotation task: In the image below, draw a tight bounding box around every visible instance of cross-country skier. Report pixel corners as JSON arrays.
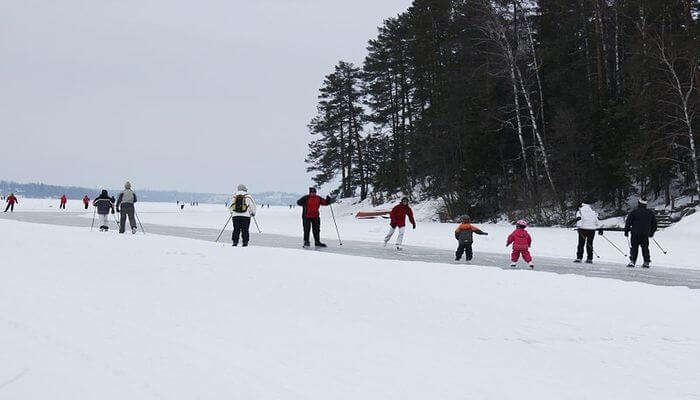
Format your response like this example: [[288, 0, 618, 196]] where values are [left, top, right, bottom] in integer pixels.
[[624, 198, 657, 268], [454, 215, 488, 261], [82, 195, 90, 210], [573, 200, 599, 263], [507, 220, 534, 269], [296, 187, 334, 248], [116, 181, 138, 234], [92, 190, 115, 231], [59, 195, 67, 210], [383, 197, 416, 250], [228, 184, 257, 247], [4, 193, 18, 212]]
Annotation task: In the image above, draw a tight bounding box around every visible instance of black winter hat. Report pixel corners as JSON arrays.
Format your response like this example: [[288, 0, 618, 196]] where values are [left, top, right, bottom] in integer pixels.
[[309, 187, 317, 194]]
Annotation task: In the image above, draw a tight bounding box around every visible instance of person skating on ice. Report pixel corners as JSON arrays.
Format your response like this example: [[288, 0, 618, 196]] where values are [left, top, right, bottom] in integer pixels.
[[92, 190, 115, 231], [383, 197, 416, 250], [507, 220, 534, 269], [625, 198, 657, 268], [4, 193, 18, 212], [228, 184, 257, 247], [454, 215, 488, 262], [573, 199, 600, 264], [116, 181, 139, 234], [296, 187, 334, 248]]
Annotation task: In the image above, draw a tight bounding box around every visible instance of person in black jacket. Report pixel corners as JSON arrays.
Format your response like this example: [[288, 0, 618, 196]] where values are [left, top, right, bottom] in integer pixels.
[[92, 190, 116, 231], [624, 198, 658, 268]]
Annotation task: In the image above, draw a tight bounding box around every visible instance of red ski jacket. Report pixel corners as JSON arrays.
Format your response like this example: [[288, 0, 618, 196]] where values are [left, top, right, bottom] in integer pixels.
[[60, 196, 67, 204], [83, 196, 90, 205], [297, 194, 330, 219], [390, 204, 416, 228], [6, 195, 18, 204], [506, 228, 532, 251]]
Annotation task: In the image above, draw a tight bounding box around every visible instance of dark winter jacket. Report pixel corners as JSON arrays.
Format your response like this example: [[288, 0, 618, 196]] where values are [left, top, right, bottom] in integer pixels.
[[389, 204, 416, 228], [625, 205, 658, 237], [454, 223, 487, 243], [93, 191, 115, 215], [297, 194, 331, 219], [507, 227, 532, 251]]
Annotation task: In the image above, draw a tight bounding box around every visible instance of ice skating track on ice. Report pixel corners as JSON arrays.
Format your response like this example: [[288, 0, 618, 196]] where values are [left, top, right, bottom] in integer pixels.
[[3, 211, 700, 289]]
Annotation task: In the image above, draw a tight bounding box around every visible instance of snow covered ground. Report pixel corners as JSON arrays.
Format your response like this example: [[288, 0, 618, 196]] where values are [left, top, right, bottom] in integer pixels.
[[12, 197, 700, 270], [1, 218, 699, 399]]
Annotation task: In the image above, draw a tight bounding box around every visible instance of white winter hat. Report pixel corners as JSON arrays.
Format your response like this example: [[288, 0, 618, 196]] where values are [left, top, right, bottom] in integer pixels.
[[237, 184, 247, 192], [124, 181, 132, 190]]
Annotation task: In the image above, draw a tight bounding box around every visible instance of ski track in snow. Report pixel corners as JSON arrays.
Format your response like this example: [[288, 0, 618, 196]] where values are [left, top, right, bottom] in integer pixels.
[[2, 211, 700, 289]]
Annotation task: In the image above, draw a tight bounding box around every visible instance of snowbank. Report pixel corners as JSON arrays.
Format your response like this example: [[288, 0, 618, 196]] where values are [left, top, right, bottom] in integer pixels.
[[1, 219, 699, 399]]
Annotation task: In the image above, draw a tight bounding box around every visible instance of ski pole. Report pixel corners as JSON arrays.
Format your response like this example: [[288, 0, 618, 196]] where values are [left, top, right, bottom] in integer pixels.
[[592, 248, 601, 259], [652, 238, 668, 254], [215, 215, 232, 242], [90, 207, 96, 231], [601, 234, 628, 257], [329, 203, 343, 246], [252, 215, 262, 234], [135, 211, 146, 234]]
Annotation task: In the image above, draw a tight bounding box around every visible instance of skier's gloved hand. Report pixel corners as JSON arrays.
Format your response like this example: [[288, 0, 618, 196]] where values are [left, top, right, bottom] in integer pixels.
[[326, 196, 333, 204], [250, 212, 256, 217], [598, 229, 604, 235]]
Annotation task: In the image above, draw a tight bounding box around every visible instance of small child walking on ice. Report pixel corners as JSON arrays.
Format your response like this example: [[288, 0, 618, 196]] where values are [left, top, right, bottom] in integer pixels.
[[454, 215, 488, 262], [506, 219, 534, 269]]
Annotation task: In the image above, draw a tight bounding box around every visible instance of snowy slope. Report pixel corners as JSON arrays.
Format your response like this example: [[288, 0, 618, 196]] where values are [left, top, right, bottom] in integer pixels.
[[1, 219, 699, 399]]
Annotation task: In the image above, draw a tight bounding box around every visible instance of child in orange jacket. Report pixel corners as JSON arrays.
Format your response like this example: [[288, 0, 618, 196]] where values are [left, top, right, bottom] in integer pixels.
[[454, 215, 488, 261], [506, 219, 533, 269]]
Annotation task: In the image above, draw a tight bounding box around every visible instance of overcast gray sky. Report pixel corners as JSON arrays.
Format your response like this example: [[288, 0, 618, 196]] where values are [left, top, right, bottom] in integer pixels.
[[0, 0, 411, 193]]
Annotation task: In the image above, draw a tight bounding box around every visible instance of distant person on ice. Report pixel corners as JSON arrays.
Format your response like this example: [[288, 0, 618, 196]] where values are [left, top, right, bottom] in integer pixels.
[[573, 200, 599, 264], [454, 215, 488, 262], [228, 184, 257, 247], [92, 190, 115, 231], [59, 195, 67, 210], [296, 187, 334, 248], [82, 195, 90, 210], [506, 220, 533, 269], [383, 197, 416, 250], [4, 193, 18, 212], [116, 181, 138, 234], [624, 198, 657, 268]]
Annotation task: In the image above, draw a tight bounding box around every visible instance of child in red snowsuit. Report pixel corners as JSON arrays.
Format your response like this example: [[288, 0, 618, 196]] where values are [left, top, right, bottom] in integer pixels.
[[506, 219, 533, 269]]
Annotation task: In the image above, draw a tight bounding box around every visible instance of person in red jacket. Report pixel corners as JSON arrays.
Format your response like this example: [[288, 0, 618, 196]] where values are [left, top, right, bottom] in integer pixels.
[[506, 219, 533, 269], [59, 195, 67, 210], [4, 193, 18, 212], [383, 197, 416, 250], [82, 195, 90, 210], [296, 187, 334, 248]]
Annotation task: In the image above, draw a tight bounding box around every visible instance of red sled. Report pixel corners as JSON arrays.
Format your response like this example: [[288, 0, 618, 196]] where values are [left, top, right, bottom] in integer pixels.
[[355, 211, 390, 219]]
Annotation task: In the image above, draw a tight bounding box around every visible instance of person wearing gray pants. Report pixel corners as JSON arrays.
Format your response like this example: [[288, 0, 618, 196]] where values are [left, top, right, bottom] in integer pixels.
[[116, 181, 138, 234]]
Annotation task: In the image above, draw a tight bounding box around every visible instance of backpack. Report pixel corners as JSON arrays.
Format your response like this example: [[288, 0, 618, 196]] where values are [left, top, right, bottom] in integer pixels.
[[457, 229, 474, 244], [233, 195, 248, 213]]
